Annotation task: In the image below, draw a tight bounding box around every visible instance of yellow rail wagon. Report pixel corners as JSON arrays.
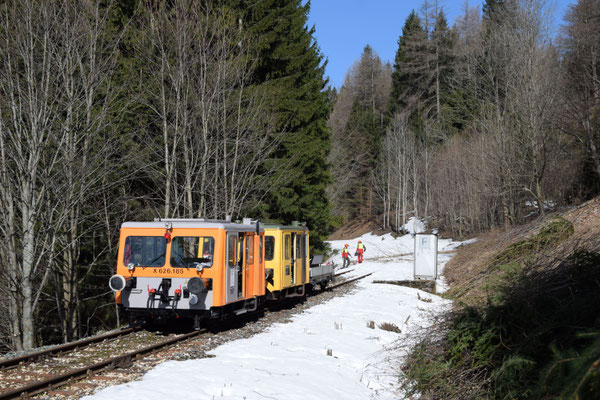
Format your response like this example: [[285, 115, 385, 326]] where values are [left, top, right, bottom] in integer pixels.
[[108, 218, 265, 330], [263, 222, 310, 299]]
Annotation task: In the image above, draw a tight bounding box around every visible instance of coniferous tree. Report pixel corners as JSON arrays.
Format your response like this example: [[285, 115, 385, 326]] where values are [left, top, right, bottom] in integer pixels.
[[560, 0, 600, 194], [431, 10, 456, 129], [390, 9, 455, 131], [383, 6, 458, 228], [482, 0, 505, 22], [446, 2, 482, 132], [350, 45, 390, 159], [389, 11, 427, 120], [231, 0, 333, 249]]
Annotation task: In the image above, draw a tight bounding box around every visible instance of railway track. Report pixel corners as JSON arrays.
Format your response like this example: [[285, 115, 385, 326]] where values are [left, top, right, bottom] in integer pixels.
[[0, 272, 371, 399], [328, 272, 372, 290], [0, 327, 138, 371], [333, 268, 354, 277], [0, 329, 203, 400]]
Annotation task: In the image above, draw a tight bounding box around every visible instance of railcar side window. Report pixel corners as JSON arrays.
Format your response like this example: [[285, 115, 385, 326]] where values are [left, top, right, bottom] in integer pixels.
[[237, 234, 245, 267], [123, 236, 167, 267], [285, 235, 290, 260], [247, 236, 254, 265], [305, 235, 309, 258], [259, 235, 263, 263], [170, 237, 215, 268], [265, 236, 275, 261], [228, 236, 237, 267]]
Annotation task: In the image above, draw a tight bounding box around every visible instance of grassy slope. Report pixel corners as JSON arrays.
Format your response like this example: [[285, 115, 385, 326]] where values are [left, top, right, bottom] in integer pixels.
[[402, 198, 600, 399]]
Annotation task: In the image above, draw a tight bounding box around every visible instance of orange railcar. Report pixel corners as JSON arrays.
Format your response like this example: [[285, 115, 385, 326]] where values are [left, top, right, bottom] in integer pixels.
[[108, 218, 265, 330]]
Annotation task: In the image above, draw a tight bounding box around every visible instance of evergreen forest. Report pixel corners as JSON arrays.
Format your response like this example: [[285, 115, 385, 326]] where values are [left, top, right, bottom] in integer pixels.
[[0, 0, 599, 362]]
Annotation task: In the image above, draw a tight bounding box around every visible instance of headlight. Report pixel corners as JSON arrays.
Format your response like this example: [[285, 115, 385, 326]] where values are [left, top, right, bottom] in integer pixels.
[[187, 277, 204, 294], [109, 274, 126, 292], [189, 294, 199, 305], [127, 263, 135, 271]]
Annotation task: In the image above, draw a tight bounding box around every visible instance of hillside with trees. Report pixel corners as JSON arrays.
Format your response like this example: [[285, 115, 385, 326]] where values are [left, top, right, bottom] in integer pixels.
[[402, 195, 600, 399], [328, 0, 600, 237]]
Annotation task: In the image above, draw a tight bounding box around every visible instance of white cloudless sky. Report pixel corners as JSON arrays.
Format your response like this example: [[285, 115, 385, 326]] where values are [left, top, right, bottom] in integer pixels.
[[306, 0, 576, 89]]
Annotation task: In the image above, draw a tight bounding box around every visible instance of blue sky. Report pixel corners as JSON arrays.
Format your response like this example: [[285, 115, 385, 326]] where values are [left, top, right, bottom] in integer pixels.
[[306, 0, 577, 89]]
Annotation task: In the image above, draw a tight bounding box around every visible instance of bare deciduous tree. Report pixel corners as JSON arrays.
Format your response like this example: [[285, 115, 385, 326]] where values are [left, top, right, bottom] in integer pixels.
[[0, 0, 122, 350], [50, 0, 121, 342], [560, 0, 600, 186], [139, 1, 280, 220]]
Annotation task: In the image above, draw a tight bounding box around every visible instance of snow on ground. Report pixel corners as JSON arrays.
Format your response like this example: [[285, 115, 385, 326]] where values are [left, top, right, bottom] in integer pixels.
[[84, 230, 465, 400]]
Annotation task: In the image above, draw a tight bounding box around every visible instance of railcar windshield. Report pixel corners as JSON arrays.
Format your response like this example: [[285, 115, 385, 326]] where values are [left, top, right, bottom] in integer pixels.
[[123, 236, 167, 267], [170, 236, 215, 268]]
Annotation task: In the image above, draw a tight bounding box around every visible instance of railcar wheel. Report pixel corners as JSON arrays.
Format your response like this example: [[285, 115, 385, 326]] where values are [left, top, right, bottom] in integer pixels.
[[193, 315, 202, 331], [126, 312, 137, 328]]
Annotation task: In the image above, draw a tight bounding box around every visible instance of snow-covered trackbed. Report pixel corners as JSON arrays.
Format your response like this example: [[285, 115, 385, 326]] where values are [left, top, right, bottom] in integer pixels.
[[84, 231, 462, 400]]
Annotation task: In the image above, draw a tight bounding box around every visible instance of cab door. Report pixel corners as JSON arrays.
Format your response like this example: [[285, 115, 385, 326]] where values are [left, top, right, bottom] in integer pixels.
[[226, 232, 243, 303], [290, 232, 296, 284], [283, 233, 291, 287], [245, 235, 254, 297], [293, 232, 307, 285], [237, 234, 246, 299], [300, 233, 308, 283]]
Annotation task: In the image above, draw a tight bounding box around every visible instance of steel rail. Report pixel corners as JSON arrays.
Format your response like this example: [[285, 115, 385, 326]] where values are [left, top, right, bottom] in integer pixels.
[[0, 327, 138, 370], [327, 272, 373, 290], [333, 269, 354, 277], [0, 330, 203, 400]]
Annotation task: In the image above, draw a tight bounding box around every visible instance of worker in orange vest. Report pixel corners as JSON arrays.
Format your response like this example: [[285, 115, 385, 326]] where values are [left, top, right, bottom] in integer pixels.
[[341, 244, 351, 268], [356, 240, 366, 263]]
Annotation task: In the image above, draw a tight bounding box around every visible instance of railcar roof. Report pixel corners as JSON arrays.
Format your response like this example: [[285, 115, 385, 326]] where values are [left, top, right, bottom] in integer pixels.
[[121, 220, 264, 232], [263, 223, 309, 232]]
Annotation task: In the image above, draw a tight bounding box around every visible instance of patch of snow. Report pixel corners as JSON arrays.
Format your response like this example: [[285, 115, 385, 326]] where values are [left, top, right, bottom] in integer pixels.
[[84, 231, 472, 400], [435, 251, 456, 294], [403, 217, 425, 234], [440, 237, 477, 252], [525, 199, 556, 210]]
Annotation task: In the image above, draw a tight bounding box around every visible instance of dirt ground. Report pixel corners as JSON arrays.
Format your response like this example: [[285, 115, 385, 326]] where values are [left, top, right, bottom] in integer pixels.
[[328, 220, 381, 240]]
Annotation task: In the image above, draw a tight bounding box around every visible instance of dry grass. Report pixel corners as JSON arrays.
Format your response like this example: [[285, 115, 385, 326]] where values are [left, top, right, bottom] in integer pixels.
[[444, 222, 541, 306], [557, 197, 600, 252], [378, 322, 402, 333]]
